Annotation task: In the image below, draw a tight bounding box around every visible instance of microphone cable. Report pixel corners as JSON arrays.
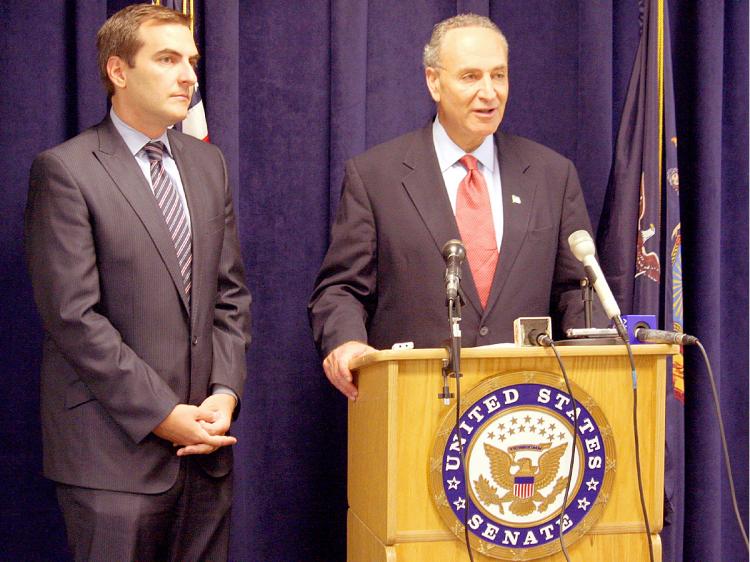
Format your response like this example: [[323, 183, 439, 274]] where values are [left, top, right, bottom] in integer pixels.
[[621, 335, 655, 562], [546, 338, 576, 562], [447, 298, 475, 562], [635, 327, 748, 549], [534, 326, 654, 562], [694, 340, 750, 550]]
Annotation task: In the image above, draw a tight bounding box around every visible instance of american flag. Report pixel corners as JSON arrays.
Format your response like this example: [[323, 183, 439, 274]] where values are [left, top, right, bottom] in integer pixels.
[[182, 83, 209, 142]]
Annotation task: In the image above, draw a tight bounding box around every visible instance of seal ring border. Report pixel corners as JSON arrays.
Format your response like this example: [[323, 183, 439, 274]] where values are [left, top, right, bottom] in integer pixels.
[[428, 370, 617, 560], [464, 404, 587, 529]]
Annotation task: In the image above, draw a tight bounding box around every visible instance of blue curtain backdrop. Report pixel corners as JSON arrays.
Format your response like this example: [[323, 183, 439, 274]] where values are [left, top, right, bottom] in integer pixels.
[[0, 1, 746, 560]]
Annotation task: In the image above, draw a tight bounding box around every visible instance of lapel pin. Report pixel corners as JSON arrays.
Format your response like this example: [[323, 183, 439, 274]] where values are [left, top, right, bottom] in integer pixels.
[[512, 195, 522, 204]]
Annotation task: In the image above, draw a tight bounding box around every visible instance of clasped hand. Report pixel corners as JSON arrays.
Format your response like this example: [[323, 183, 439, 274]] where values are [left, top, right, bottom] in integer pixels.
[[153, 394, 237, 456]]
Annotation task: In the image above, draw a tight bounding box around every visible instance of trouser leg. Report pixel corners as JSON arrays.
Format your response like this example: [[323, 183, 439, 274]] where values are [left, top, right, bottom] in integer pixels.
[[167, 459, 233, 562], [56, 469, 184, 562]]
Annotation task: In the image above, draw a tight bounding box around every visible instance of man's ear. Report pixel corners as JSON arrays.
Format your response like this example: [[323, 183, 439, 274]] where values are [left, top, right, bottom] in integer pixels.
[[425, 67, 441, 103], [106, 56, 128, 90]]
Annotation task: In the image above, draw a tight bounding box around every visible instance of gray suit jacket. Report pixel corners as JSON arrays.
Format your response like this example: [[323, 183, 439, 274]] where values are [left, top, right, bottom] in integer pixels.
[[309, 124, 602, 357], [25, 117, 251, 493]]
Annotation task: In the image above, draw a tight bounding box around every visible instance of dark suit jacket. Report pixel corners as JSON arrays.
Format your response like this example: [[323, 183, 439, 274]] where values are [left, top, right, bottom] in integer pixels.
[[309, 124, 602, 357], [25, 117, 251, 494]]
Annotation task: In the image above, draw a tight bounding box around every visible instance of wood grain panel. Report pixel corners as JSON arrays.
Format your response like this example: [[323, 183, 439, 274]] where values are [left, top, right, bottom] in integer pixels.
[[348, 345, 674, 560]]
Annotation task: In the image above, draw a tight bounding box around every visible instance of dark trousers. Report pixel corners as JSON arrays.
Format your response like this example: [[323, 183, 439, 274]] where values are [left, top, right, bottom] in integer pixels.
[[56, 459, 232, 562]]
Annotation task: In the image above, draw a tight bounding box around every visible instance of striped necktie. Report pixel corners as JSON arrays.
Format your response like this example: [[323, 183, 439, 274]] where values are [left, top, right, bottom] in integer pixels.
[[456, 154, 498, 308], [142, 141, 192, 303]]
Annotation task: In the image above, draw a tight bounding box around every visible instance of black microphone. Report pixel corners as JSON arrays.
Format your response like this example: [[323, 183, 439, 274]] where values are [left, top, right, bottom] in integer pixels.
[[527, 329, 553, 347], [442, 239, 466, 302], [635, 328, 698, 346]]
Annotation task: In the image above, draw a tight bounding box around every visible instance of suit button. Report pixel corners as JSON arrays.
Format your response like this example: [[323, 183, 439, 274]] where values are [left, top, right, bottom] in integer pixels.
[[479, 326, 489, 337], [192, 336, 198, 345]]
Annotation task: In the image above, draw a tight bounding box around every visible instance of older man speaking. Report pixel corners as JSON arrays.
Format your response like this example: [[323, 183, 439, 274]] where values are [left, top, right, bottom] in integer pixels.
[[309, 14, 600, 400]]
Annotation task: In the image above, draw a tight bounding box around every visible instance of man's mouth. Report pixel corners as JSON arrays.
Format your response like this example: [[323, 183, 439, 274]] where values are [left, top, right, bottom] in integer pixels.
[[474, 107, 497, 116]]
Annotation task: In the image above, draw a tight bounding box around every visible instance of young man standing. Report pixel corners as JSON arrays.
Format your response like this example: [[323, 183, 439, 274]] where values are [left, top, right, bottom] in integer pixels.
[[25, 5, 251, 560]]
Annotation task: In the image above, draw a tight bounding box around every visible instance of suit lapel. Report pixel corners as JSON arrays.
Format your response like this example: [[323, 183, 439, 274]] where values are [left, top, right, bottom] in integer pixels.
[[483, 132, 535, 317], [94, 119, 190, 314], [401, 124, 483, 315]]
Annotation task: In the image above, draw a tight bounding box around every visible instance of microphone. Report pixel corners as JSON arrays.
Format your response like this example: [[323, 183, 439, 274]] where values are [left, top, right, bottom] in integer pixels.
[[567, 230, 621, 321], [442, 239, 466, 302], [635, 328, 698, 346]]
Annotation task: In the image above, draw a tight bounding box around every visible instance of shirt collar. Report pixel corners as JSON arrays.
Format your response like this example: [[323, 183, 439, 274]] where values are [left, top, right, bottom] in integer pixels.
[[110, 107, 172, 157], [432, 116, 495, 173]]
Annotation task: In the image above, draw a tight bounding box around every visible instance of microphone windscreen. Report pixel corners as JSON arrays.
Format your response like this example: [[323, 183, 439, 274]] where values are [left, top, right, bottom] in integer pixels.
[[442, 239, 465, 262], [567, 230, 595, 262]]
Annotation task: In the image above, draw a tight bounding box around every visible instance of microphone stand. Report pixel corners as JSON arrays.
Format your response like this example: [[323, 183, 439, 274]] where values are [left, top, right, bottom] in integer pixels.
[[445, 289, 475, 562], [580, 277, 593, 329], [440, 291, 462, 404], [557, 274, 621, 346]]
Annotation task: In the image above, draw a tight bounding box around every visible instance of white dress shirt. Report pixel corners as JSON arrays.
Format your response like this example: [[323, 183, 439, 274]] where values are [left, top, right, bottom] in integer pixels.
[[432, 117, 504, 251], [110, 108, 192, 230]]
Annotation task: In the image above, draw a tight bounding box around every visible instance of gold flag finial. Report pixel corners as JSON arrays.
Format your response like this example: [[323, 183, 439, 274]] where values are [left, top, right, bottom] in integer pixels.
[[152, 1, 194, 35]]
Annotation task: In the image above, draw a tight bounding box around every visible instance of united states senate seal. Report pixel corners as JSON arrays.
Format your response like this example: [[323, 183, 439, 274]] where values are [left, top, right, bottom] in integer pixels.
[[429, 371, 615, 560]]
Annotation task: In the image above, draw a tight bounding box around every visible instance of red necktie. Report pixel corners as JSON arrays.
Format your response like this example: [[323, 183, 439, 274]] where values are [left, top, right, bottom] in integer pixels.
[[456, 155, 498, 308]]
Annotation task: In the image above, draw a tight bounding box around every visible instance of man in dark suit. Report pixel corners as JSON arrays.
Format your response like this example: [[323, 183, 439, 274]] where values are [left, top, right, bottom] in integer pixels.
[[309, 14, 601, 400], [24, 5, 251, 560]]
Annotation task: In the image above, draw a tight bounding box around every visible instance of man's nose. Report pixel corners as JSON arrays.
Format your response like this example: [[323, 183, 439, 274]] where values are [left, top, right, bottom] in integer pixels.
[[477, 74, 494, 98], [179, 61, 197, 85]]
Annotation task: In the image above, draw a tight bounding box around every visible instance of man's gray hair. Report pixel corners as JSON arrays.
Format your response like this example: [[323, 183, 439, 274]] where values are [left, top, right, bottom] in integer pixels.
[[423, 13, 508, 69]]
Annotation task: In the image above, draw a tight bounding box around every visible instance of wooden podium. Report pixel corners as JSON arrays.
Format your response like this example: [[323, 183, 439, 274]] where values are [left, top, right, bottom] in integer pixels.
[[347, 344, 676, 561]]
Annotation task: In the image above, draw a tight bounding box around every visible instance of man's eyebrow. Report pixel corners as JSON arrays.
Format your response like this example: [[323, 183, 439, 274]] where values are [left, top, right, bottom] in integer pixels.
[[153, 48, 180, 58], [454, 63, 508, 73], [153, 48, 201, 63], [454, 65, 480, 73]]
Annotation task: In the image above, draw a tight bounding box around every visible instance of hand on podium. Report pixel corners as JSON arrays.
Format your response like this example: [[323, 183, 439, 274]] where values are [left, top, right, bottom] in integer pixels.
[[323, 341, 377, 401]]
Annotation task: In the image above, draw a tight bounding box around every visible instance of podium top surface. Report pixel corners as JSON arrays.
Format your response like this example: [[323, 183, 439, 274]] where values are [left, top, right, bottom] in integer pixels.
[[349, 343, 678, 370]]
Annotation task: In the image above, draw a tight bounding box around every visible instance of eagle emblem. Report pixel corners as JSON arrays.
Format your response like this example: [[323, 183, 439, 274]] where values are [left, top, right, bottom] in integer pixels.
[[474, 442, 569, 516], [636, 173, 661, 282]]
